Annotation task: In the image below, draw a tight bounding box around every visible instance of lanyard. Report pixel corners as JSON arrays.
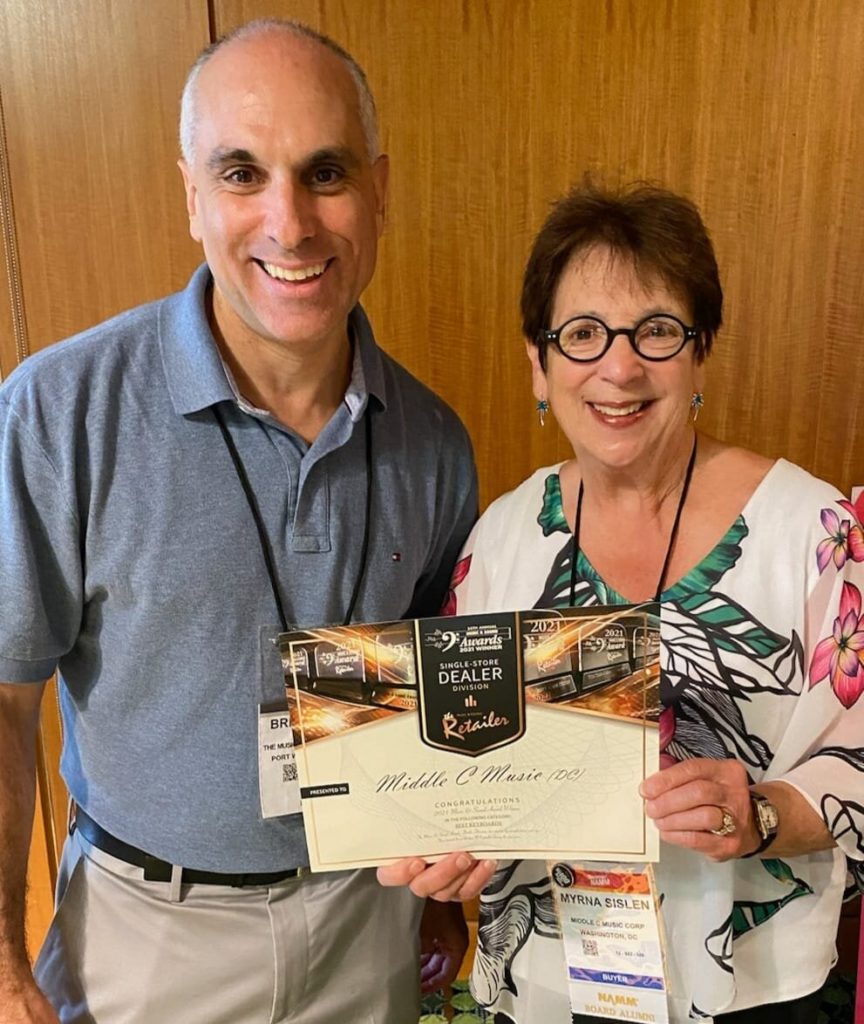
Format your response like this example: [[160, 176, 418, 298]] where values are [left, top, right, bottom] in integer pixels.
[[213, 404, 373, 631], [568, 434, 698, 606]]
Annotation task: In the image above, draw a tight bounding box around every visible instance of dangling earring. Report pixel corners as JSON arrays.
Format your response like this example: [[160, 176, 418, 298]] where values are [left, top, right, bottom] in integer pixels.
[[537, 399, 549, 427], [690, 392, 704, 422]]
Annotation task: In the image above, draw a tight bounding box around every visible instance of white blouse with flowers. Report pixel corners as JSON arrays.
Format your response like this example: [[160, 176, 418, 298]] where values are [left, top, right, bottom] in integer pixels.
[[445, 458, 864, 1023]]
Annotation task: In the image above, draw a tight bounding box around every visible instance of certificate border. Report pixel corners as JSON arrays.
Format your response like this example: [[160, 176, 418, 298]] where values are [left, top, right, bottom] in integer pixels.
[[284, 608, 659, 870]]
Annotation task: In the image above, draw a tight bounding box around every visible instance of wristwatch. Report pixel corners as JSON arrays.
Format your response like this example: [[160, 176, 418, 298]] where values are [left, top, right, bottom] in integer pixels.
[[743, 791, 779, 857]]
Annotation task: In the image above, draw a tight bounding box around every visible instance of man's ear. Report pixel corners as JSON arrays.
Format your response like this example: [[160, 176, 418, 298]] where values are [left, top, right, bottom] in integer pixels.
[[371, 154, 389, 235], [178, 159, 202, 243]]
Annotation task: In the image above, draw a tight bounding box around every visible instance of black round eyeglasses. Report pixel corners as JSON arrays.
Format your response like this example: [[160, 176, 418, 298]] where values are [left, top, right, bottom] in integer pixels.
[[541, 314, 700, 363]]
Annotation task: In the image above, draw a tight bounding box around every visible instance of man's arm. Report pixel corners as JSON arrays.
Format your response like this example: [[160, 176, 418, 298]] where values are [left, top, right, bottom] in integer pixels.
[[0, 680, 59, 1022]]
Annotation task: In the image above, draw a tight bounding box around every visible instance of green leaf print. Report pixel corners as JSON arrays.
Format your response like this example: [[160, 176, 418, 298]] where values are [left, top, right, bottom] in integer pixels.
[[666, 518, 748, 597], [537, 475, 569, 537], [761, 858, 803, 886], [730, 859, 814, 939], [677, 592, 789, 658]]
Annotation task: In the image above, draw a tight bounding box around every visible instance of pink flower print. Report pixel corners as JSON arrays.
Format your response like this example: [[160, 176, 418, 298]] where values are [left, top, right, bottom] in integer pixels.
[[817, 508, 853, 572], [659, 706, 678, 768], [809, 581, 864, 708], [439, 555, 472, 616], [837, 497, 864, 563]]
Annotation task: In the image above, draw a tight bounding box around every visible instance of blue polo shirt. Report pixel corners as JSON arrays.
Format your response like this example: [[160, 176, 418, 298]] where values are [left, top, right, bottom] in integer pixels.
[[0, 265, 477, 871]]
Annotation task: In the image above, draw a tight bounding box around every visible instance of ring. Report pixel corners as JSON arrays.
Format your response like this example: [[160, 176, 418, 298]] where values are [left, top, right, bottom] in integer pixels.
[[709, 807, 736, 837]]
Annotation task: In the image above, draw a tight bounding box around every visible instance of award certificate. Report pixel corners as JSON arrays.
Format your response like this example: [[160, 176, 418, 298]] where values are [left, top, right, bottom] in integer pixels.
[[279, 604, 660, 870]]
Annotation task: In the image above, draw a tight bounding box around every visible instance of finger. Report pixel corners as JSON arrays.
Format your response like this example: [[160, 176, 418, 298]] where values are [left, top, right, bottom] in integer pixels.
[[455, 858, 497, 901], [653, 804, 729, 834], [644, 779, 726, 820], [658, 827, 742, 862], [419, 868, 477, 902], [421, 950, 456, 991], [377, 857, 428, 887], [407, 851, 477, 899], [641, 756, 734, 798], [420, 952, 443, 981]]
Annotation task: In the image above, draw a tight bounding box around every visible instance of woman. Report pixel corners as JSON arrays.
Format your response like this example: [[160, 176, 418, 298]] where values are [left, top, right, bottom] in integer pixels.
[[381, 183, 864, 1023]]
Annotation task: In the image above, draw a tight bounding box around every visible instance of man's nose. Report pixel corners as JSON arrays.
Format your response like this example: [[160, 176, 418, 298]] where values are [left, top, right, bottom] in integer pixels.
[[264, 180, 315, 250]]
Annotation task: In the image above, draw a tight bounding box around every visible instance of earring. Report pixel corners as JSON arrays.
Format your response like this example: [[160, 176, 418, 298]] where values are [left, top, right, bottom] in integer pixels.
[[537, 399, 549, 427], [690, 392, 704, 422]]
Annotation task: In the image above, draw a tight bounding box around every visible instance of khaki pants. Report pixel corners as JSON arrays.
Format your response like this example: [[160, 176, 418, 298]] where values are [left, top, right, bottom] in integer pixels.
[[35, 830, 423, 1024]]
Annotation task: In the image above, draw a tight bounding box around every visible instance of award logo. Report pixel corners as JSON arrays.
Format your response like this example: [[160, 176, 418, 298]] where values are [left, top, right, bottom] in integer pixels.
[[416, 613, 525, 756]]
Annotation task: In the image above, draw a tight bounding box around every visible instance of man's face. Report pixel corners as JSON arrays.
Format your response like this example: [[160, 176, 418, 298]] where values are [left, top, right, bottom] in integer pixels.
[[179, 33, 388, 356]]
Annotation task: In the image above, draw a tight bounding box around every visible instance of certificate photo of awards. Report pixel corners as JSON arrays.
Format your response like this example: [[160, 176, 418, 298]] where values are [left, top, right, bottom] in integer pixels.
[[278, 604, 660, 872]]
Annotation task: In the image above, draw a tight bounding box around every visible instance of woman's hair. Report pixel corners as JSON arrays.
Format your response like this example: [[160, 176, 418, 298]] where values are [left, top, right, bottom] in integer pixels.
[[521, 181, 723, 366]]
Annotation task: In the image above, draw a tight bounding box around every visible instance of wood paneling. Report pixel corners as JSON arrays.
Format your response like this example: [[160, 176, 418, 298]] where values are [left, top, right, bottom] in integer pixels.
[[0, 84, 24, 381], [0, 0, 212, 955], [25, 773, 55, 964], [0, 0, 209, 352], [217, 0, 864, 502]]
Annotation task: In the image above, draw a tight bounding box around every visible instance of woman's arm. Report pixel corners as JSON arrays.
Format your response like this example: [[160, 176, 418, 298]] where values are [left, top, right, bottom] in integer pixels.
[[640, 757, 834, 862]]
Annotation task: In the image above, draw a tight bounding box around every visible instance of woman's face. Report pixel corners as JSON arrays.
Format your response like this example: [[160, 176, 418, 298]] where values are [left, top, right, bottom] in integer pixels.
[[527, 245, 705, 473]]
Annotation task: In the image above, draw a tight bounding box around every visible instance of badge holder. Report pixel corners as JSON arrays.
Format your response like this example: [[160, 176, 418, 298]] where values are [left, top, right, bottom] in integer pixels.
[[257, 700, 301, 818], [257, 627, 302, 819], [550, 860, 670, 1024]]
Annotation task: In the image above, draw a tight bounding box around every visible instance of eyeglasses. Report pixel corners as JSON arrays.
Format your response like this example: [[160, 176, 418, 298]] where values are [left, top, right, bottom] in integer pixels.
[[542, 314, 700, 363]]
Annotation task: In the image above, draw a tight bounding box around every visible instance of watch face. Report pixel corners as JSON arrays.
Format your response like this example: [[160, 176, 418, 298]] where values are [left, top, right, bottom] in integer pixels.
[[754, 796, 779, 838]]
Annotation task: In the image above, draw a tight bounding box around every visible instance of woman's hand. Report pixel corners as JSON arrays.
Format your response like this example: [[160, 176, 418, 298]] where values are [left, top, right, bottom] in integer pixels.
[[377, 850, 497, 901], [640, 757, 760, 861]]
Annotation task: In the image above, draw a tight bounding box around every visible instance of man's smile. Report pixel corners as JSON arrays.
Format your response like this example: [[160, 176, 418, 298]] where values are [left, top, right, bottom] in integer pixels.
[[257, 259, 330, 282]]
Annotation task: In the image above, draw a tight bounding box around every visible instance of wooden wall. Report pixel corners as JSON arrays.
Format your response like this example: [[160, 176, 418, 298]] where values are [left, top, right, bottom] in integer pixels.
[[3, 0, 863, 958], [218, 0, 864, 501]]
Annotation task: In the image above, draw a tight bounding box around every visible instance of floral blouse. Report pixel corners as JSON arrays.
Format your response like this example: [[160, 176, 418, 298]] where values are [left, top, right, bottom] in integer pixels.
[[447, 459, 864, 1023]]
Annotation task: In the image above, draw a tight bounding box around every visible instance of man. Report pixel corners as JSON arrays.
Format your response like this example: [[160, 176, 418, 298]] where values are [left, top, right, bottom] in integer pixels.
[[0, 19, 476, 1024]]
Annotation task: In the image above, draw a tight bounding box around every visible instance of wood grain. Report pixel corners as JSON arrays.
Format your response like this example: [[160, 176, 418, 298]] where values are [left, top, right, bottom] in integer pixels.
[[0, 0, 209, 351], [0, 0, 211, 955], [0, 83, 24, 381], [217, 0, 864, 500]]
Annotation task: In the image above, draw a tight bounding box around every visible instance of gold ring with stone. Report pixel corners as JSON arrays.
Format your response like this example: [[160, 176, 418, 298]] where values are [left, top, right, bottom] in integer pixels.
[[709, 807, 736, 837]]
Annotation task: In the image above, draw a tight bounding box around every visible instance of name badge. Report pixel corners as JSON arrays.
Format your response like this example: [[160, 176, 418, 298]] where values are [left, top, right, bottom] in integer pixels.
[[552, 861, 669, 1024], [258, 704, 301, 818]]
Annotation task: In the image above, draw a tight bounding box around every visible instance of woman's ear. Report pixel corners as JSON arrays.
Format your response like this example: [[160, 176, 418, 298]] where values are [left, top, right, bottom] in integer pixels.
[[525, 339, 547, 401]]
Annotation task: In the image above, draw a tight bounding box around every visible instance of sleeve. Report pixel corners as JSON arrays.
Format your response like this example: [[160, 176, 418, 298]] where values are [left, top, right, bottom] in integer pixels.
[[440, 507, 498, 618], [0, 396, 83, 682], [774, 491, 864, 866], [406, 421, 479, 618]]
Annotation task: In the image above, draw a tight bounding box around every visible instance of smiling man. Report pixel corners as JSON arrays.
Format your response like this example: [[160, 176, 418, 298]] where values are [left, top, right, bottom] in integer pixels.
[[0, 19, 476, 1024]]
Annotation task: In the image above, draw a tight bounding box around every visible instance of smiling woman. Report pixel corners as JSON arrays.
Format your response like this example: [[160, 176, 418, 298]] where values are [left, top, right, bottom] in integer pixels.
[[379, 182, 864, 1024]]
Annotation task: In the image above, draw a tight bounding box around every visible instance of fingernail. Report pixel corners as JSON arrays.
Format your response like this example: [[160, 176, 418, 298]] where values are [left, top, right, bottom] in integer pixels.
[[483, 860, 497, 871], [456, 854, 472, 870]]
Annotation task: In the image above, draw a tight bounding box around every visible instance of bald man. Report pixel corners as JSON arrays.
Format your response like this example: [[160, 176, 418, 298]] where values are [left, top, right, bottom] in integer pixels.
[[0, 19, 476, 1024]]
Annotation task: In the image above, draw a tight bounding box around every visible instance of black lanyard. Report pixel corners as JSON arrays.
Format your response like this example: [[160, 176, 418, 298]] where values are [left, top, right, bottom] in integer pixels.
[[569, 434, 698, 606], [213, 404, 373, 630]]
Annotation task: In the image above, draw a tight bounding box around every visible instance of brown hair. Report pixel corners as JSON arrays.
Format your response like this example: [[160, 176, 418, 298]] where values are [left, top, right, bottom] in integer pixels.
[[521, 182, 722, 367]]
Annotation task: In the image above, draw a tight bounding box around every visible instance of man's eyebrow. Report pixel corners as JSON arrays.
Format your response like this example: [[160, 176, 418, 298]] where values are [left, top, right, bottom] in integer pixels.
[[205, 147, 258, 173], [301, 147, 361, 172]]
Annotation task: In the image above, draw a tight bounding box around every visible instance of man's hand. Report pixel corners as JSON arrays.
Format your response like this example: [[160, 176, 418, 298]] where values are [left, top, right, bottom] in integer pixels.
[[377, 851, 497, 902], [419, 899, 469, 994], [0, 970, 60, 1023], [640, 757, 759, 861]]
